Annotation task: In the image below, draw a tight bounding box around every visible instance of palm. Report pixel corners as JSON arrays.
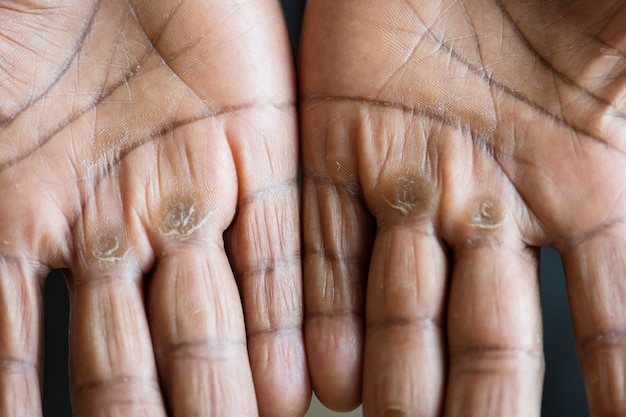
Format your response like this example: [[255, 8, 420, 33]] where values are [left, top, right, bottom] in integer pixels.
[[301, 0, 626, 415], [0, 1, 307, 416]]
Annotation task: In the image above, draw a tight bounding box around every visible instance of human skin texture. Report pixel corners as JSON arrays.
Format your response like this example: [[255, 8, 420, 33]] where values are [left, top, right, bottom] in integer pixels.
[[300, 0, 626, 416], [0, 1, 309, 416]]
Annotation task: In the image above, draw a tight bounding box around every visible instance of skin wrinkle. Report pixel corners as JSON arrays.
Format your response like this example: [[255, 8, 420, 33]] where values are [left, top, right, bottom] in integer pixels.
[[69, 269, 144, 289], [165, 338, 247, 360], [305, 310, 365, 320], [374, 26, 424, 100], [72, 376, 163, 405], [402, 2, 502, 95], [303, 249, 369, 267], [303, 172, 365, 200], [0, 30, 40, 59], [307, 254, 367, 312], [302, 93, 620, 248], [494, 0, 626, 116], [233, 254, 301, 279], [153, 1, 185, 50], [1, 0, 294, 175], [128, 0, 296, 133], [246, 325, 302, 339], [73, 374, 161, 392], [0, 5, 59, 13], [395, 1, 626, 149], [0, 252, 46, 273], [65, 100, 294, 251], [302, 94, 510, 162], [574, 2, 625, 46], [234, 179, 298, 206], [457, 0, 499, 123], [0, 48, 152, 171], [552, 70, 568, 123], [591, 4, 626, 59], [453, 247, 537, 280], [366, 316, 442, 332], [449, 345, 544, 361], [124, 0, 209, 109], [0, 1, 100, 127], [98, 8, 145, 97], [0, 355, 38, 374], [559, 216, 626, 250], [453, 235, 524, 255], [229, 188, 299, 247], [579, 330, 626, 351], [123, 0, 178, 48]]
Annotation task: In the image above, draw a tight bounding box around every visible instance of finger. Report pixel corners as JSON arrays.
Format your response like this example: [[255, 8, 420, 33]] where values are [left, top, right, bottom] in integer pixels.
[[362, 224, 447, 417], [561, 225, 626, 415], [118, 94, 256, 415], [148, 244, 257, 417], [223, 79, 309, 416], [67, 190, 164, 416], [0, 257, 45, 417], [301, 103, 375, 410], [67, 266, 165, 416], [126, 0, 307, 411], [226, 176, 309, 415], [444, 242, 543, 417], [216, 1, 308, 407]]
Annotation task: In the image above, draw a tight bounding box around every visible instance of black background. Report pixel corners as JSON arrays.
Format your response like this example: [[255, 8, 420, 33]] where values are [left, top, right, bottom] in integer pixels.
[[41, 1, 588, 415]]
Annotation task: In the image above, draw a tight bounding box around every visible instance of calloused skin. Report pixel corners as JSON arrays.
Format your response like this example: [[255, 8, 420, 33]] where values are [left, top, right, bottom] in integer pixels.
[[0, 1, 309, 416], [301, 0, 626, 416]]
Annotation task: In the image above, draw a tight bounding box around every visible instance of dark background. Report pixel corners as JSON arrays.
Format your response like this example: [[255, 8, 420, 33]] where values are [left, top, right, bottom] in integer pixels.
[[41, 1, 588, 415]]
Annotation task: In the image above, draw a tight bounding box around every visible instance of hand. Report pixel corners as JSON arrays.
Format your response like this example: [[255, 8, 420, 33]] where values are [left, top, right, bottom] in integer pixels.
[[0, 1, 308, 415], [301, 0, 626, 415]]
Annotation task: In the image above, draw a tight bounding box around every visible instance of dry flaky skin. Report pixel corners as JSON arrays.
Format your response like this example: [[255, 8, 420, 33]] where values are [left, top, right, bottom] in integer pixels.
[[301, 0, 626, 416], [0, 1, 309, 416]]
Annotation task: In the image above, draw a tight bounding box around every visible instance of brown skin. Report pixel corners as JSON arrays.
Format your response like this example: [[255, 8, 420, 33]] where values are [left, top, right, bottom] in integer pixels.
[[0, 1, 308, 416], [301, 0, 626, 416]]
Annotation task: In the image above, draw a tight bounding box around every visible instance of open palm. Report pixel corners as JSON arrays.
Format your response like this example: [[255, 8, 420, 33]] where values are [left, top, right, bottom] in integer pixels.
[[0, 1, 308, 416], [301, 0, 626, 415]]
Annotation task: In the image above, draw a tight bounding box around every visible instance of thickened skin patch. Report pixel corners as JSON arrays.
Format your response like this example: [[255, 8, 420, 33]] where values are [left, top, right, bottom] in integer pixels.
[[91, 235, 129, 263], [381, 172, 437, 218], [159, 197, 211, 238], [468, 200, 505, 230]]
